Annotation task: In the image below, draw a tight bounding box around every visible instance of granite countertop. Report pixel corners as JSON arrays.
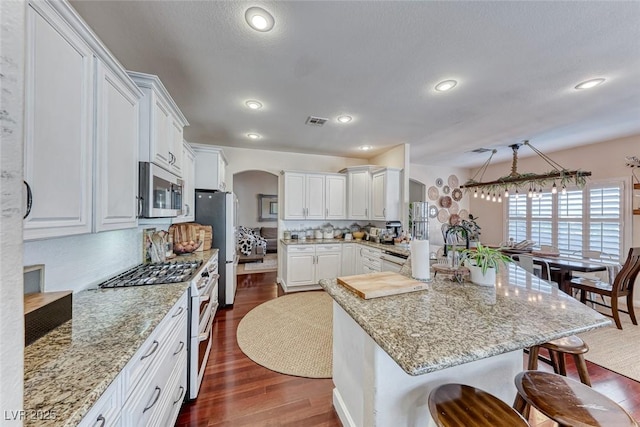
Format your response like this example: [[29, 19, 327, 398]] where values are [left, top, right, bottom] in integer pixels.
[[22, 249, 218, 426], [319, 263, 610, 376], [281, 238, 410, 257]]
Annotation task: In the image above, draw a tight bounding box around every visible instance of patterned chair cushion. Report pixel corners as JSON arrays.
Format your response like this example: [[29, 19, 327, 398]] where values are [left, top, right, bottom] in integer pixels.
[[237, 226, 267, 256]]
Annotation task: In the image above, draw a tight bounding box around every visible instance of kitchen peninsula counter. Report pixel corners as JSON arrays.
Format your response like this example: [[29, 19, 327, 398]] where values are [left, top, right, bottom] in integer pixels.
[[319, 264, 610, 426], [280, 238, 410, 257], [23, 249, 218, 426]]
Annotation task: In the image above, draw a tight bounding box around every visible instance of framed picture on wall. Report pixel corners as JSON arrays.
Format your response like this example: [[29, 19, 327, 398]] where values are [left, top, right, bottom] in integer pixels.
[[258, 194, 277, 222]]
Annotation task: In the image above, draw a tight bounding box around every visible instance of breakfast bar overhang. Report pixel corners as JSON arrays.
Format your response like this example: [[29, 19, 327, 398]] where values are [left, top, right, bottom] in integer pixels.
[[320, 264, 610, 427]]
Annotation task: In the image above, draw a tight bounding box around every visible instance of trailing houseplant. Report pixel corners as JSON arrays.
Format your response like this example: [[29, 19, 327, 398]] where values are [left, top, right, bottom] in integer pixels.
[[461, 243, 512, 286]]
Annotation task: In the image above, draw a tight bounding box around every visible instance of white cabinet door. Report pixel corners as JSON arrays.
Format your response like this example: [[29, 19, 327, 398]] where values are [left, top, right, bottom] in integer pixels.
[[286, 250, 316, 287], [284, 172, 306, 220], [347, 169, 370, 220], [305, 174, 325, 220], [371, 171, 386, 221], [94, 61, 139, 232], [218, 155, 226, 191], [341, 244, 356, 276], [192, 144, 226, 191], [179, 143, 195, 222], [24, 2, 94, 240], [316, 250, 342, 282], [325, 174, 346, 219], [169, 118, 183, 177], [151, 94, 172, 170], [355, 245, 364, 274]]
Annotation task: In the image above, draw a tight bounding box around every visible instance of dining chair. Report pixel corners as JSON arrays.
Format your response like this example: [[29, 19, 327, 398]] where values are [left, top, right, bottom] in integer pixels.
[[569, 247, 640, 329], [513, 254, 554, 284]]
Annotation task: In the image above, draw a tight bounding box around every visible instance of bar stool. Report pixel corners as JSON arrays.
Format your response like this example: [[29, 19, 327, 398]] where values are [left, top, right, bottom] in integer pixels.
[[428, 383, 529, 427], [513, 371, 638, 427], [528, 335, 591, 386]]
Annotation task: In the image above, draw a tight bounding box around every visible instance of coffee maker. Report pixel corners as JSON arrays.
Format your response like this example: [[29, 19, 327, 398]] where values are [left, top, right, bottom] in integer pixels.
[[384, 221, 402, 243]]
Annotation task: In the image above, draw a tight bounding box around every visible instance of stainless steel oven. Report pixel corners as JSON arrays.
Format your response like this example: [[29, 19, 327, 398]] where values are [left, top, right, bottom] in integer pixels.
[[138, 162, 182, 218], [188, 258, 218, 400]]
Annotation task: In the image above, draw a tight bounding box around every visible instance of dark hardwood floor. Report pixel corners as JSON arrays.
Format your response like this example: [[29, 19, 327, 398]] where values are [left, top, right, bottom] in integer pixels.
[[177, 272, 640, 426]]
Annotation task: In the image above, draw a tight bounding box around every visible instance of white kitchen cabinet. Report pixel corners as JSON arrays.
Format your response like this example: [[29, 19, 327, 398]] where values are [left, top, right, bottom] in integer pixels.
[[128, 71, 189, 177], [341, 243, 356, 276], [355, 245, 364, 275], [361, 246, 382, 273], [191, 144, 228, 191], [282, 172, 345, 220], [325, 174, 347, 219], [94, 61, 140, 233], [24, 1, 95, 240], [282, 244, 342, 291], [345, 167, 371, 220], [371, 168, 402, 221], [174, 143, 196, 223]]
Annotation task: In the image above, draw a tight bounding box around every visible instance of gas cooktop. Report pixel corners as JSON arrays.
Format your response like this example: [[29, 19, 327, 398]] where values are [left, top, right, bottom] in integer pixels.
[[97, 260, 203, 288]]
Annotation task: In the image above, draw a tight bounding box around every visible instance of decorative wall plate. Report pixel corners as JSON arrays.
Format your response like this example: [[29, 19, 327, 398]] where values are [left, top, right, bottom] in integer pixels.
[[428, 186, 439, 201], [437, 208, 449, 223], [442, 185, 451, 194], [428, 205, 438, 218], [458, 209, 469, 220], [435, 178, 444, 187], [449, 213, 461, 225], [452, 188, 463, 201], [448, 201, 459, 214], [439, 195, 452, 208], [448, 174, 459, 188]]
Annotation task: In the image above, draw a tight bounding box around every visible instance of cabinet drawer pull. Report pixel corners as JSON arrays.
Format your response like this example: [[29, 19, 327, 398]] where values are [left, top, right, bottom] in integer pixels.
[[140, 340, 159, 361], [143, 386, 161, 413], [326, 208, 328, 217], [173, 386, 186, 406], [172, 306, 184, 318], [24, 181, 33, 219], [94, 415, 105, 427], [173, 341, 185, 356]]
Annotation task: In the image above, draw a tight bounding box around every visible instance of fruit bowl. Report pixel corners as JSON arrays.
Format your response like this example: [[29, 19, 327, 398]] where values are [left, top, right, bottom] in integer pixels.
[[352, 231, 365, 240], [173, 240, 202, 255]]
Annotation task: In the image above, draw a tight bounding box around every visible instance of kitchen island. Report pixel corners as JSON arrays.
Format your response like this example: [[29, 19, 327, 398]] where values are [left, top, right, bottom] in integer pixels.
[[319, 263, 610, 427]]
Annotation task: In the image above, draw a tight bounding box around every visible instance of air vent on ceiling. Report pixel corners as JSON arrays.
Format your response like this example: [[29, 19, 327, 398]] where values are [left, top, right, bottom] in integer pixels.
[[305, 116, 328, 127], [470, 148, 493, 153]]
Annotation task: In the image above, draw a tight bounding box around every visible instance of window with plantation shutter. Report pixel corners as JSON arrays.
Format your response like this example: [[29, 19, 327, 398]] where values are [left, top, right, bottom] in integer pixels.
[[505, 180, 626, 263]]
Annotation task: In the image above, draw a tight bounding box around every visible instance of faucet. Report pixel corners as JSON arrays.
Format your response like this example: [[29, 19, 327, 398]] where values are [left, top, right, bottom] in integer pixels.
[[443, 225, 470, 259]]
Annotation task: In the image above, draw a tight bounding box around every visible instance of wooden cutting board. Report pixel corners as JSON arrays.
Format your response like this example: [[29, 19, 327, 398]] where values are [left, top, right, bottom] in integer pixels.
[[337, 271, 428, 299]]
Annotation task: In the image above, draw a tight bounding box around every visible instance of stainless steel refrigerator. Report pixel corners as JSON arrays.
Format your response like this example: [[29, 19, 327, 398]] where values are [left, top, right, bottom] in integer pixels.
[[195, 190, 238, 306]]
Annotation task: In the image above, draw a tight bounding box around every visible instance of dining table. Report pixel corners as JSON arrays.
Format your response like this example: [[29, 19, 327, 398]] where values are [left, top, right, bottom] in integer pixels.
[[529, 255, 609, 294]]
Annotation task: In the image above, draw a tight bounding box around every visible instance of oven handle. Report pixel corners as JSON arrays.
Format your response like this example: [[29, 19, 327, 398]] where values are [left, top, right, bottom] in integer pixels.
[[199, 274, 219, 303], [199, 304, 216, 342], [380, 256, 405, 267]]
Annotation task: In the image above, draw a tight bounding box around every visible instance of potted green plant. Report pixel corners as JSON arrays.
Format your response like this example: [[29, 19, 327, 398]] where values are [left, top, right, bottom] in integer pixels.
[[461, 243, 512, 286]]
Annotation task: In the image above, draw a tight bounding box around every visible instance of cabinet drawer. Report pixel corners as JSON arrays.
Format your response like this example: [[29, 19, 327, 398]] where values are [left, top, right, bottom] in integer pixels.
[[156, 357, 187, 427], [287, 245, 315, 252], [77, 375, 121, 427], [362, 264, 380, 273], [316, 244, 342, 252], [122, 291, 187, 400]]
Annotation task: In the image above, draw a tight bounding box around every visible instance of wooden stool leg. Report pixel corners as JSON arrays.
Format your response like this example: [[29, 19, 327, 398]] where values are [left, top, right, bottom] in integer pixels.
[[527, 346, 540, 370], [548, 350, 560, 374], [573, 354, 592, 387], [612, 297, 623, 329], [557, 352, 567, 376], [513, 393, 530, 420]]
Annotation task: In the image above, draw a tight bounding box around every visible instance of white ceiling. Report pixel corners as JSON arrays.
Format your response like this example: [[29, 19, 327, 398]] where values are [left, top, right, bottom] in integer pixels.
[[70, 1, 640, 167]]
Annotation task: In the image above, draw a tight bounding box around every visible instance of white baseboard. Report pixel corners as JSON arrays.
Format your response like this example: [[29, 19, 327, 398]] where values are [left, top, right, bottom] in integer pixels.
[[332, 388, 356, 427]]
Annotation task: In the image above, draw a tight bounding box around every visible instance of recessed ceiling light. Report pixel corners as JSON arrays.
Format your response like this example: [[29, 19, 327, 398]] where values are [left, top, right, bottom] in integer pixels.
[[245, 7, 275, 32], [435, 80, 457, 92], [337, 115, 352, 123], [575, 78, 605, 90], [245, 100, 263, 110], [359, 145, 372, 151], [247, 133, 261, 140]]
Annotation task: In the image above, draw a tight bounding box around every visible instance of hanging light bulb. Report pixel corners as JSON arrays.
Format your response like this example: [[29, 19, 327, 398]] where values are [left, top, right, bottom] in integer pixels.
[[551, 182, 558, 194], [528, 186, 533, 198], [492, 193, 497, 202], [481, 191, 485, 199], [474, 189, 478, 198], [561, 185, 567, 195], [538, 188, 543, 198], [515, 189, 520, 199], [498, 194, 502, 203], [504, 188, 509, 198]]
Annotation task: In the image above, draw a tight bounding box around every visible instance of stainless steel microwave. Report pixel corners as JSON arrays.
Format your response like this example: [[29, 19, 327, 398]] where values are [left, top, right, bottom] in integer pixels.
[[138, 162, 182, 218]]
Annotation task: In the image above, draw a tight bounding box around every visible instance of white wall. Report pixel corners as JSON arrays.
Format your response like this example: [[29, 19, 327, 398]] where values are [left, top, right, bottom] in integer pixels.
[[0, 0, 25, 420], [410, 164, 471, 250], [234, 170, 278, 229]]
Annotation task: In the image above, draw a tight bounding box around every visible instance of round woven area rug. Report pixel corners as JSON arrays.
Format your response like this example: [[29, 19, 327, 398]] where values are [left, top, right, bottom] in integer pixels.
[[236, 291, 333, 378]]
